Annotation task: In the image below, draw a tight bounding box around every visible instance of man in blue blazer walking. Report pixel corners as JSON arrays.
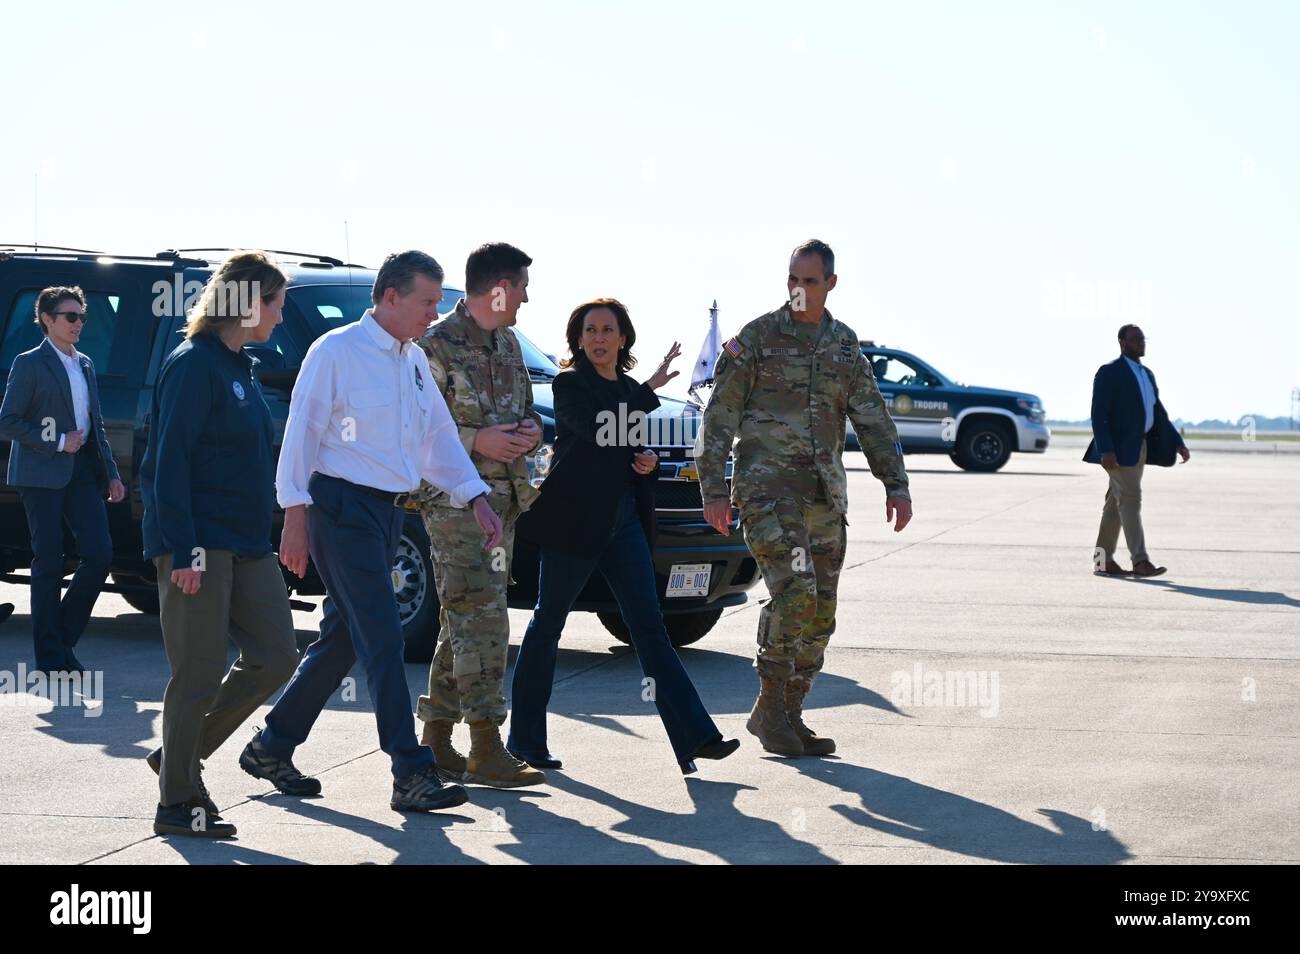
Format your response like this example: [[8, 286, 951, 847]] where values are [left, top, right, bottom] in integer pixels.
[[1083, 324, 1190, 578], [0, 286, 125, 672]]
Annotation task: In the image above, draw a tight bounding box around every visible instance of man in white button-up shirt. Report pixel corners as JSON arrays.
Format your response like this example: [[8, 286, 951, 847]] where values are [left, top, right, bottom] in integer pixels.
[[243, 251, 503, 814]]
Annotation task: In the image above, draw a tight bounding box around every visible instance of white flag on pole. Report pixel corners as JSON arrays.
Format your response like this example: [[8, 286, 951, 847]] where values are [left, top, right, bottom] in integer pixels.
[[689, 300, 721, 394]]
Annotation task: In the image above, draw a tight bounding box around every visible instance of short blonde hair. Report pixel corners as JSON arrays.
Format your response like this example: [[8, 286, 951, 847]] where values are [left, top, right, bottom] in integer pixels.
[[184, 251, 288, 339]]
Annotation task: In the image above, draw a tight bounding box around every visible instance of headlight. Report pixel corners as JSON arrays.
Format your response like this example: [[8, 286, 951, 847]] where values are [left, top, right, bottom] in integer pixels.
[[527, 442, 554, 487], [1016, 398, 1045, 423]]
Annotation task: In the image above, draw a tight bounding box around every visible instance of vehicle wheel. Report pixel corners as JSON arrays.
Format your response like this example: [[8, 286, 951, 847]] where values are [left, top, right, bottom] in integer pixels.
[[114, 573, 159, 615], [395, 517, 441, 663], [597, 608, 723, 648], [954, 419, 1013, 472]]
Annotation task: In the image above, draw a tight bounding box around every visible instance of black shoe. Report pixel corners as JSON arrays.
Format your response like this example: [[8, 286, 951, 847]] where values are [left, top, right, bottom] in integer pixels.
[[693, 737, 741, 762], [153, 800, 236, 839], [63, 648, 87, 673], [392, 765, 470, 812], [146, 747, 219, 816], [238, 729, 322, 796], [0, 603, 14, 625], [508, 749, 563, 770], [679, 759, 698, 776]]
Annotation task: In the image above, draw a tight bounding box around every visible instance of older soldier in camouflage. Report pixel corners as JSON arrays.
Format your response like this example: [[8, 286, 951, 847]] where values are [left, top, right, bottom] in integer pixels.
[[413, 243, 545, 788], [697, 239, 913, 757]]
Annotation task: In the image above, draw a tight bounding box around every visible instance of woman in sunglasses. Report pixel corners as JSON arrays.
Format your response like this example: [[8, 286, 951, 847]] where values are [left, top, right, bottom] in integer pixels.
[[508, 298, 740, 775], [0, 286, 124, 674]]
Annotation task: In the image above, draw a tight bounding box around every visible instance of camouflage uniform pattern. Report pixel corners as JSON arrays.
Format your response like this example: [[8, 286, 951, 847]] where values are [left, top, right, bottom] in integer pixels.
[[414, 300, 542, 726], [696, 304, 910, 684]]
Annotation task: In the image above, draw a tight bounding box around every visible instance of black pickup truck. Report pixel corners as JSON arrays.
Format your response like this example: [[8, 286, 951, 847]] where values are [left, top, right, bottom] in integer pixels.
[[0, 246, 759, 659]]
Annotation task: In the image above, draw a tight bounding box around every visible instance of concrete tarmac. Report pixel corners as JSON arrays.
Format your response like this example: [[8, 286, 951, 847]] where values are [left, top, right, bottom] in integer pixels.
[[1, 445, 1296, 864]]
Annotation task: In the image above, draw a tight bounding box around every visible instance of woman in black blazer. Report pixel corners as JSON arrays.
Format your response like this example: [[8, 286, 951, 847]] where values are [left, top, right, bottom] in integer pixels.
[[509, 298, 739, 775]]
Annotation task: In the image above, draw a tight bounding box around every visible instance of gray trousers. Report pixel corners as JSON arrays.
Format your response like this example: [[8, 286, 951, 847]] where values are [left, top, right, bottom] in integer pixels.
[[155, 550, 299, 806], [1095, 440, 1148, 565]]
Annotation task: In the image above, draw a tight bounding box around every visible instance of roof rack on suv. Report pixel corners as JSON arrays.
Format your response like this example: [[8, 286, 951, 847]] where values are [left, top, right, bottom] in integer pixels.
[[163, 248, 366, 269], [0, 243, 210, 267], [0, 242, 106, 255]]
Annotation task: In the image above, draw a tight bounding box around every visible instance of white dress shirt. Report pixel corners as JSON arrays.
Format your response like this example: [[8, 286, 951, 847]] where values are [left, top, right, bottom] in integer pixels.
[[1123, 355, 1156, 433], [276, 310, 490, 509], [46, 338, 91, 452]]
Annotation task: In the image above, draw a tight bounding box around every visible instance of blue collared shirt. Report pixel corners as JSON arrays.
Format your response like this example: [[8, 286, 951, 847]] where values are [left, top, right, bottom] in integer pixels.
[[1123, 355, 1155, 433]]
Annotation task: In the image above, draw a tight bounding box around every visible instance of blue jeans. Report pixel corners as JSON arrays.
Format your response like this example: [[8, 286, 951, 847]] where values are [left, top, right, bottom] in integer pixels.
[[260, 474, 433, 780], [508, 492, 721, 764], [18, 449, 112, 670]]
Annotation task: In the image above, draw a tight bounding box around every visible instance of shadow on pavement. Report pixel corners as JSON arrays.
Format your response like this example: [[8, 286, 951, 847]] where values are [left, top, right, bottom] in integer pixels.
[[1127, 578, 1300, 608], [780, 759, 1131, 864], [542, 772, 835, 864]]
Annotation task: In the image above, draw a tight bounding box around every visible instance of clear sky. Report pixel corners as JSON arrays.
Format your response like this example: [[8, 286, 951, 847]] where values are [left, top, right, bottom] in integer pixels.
[[3, 0, 1297, 421]]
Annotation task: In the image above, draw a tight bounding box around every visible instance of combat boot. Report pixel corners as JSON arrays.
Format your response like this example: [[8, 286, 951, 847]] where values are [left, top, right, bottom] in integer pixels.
[[784, 683, 836, 756], [745, 675, 804, 756], [421, 719, 467, 782], [464, 720, 546, 788]]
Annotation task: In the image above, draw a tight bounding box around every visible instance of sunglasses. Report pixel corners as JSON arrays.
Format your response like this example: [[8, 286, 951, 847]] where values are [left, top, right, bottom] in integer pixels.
[[52, 310, 87, 323]]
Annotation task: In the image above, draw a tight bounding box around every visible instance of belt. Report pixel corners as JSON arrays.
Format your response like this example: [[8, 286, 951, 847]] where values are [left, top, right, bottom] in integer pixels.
[[314, 473, 414, 509]]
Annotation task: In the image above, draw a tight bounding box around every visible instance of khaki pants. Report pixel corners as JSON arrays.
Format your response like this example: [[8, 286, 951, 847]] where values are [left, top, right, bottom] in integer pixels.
[[156, 550, 299, 806], [1095, 440, 1148, 565]]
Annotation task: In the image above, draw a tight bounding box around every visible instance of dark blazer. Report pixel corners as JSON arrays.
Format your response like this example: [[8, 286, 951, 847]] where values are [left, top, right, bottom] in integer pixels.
[[516, 354, 660, 557], [1084, 356, 1185, 467], [0, 338, 118, 490]]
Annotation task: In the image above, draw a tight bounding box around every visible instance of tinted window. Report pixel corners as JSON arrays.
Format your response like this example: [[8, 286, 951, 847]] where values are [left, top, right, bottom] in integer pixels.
[[285, 283, 560, 377], [288, 283, 457, 340], [2, 289, 120, 373], [866, 352, 939, 388]]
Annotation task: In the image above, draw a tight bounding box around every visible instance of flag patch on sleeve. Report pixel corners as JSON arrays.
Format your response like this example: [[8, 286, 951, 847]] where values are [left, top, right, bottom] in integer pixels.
[[724, 337, 745, 358]]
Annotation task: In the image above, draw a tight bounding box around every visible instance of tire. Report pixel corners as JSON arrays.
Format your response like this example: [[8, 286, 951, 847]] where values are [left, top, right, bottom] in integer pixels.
[[597, 607, 723, 648], [113, 573, 160, 615], [954, 419, 1014, 472], [395, 516, 441, 663]]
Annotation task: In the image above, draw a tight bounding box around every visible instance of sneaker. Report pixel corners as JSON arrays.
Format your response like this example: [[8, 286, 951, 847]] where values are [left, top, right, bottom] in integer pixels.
[[146, 747, 219, 816], [153, 799, 236, 839], [238, 728, 322, 796], [391, 765, 469, 812]]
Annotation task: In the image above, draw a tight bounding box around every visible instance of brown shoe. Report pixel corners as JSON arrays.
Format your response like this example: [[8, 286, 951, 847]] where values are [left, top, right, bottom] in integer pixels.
[[783, 682, 835, 756], [746, 676, 804, 757], [1095, 560, 1131, 576], [421, 719, 467, 783], [1131, 560, 1167, 577], [464, 721, 546, 788]]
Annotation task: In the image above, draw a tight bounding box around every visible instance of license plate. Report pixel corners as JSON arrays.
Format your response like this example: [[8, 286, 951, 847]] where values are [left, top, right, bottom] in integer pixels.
[[666, 563, 711, 598]]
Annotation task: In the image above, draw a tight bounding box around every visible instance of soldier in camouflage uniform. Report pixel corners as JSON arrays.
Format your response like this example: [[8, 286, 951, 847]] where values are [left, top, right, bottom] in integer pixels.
[[413, 243, 545, 788], [697, 239, 913, 757]]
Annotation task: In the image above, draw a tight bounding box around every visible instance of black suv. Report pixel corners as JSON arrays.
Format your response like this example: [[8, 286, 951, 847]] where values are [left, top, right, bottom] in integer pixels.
[[0, 246, 759, 660]]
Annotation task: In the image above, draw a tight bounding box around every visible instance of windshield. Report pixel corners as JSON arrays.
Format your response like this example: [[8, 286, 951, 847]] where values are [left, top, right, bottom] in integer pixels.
[[286, 283, 561, 378]]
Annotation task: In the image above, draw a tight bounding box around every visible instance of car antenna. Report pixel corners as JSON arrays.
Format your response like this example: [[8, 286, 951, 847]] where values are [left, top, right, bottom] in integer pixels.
[[344, 220, 353, 293]]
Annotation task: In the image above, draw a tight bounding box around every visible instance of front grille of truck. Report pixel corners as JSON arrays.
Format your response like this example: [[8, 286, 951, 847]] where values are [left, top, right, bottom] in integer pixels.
[[648, 446, 733, 514]]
